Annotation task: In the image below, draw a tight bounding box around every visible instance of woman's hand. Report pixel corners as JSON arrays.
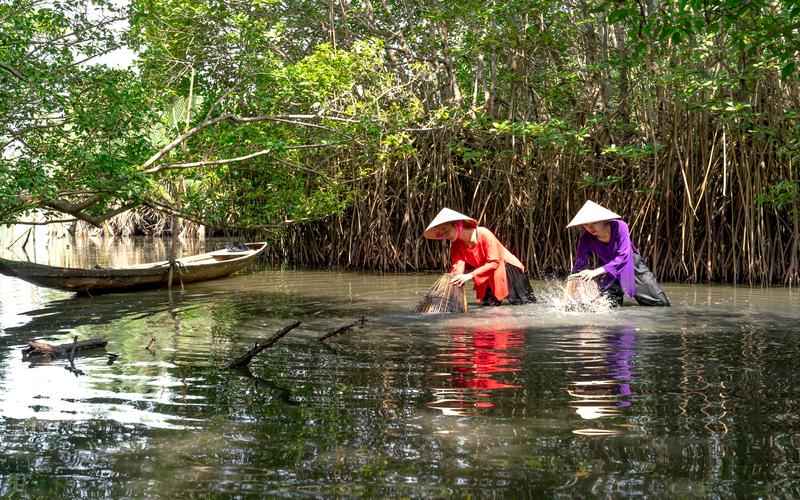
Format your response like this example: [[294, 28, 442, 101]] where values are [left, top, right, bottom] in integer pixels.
[[450, 273, 473, 287], [571, 268, 605, 281]]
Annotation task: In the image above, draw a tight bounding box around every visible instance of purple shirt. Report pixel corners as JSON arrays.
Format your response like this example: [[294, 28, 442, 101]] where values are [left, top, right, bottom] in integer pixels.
[[572, 219, 637, 297]]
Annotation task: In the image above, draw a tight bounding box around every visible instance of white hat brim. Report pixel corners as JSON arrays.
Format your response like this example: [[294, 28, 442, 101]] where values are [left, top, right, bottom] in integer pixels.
[[424, 208, 477, 239], [566, 200, 621, 228]]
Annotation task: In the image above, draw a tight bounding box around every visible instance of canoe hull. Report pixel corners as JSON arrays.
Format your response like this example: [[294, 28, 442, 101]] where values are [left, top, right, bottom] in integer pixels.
[[0, 242, 267, 294]]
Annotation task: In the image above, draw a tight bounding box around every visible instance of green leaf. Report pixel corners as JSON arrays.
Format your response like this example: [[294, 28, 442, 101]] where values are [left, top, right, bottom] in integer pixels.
[[607, 9, 629, 24], [781, 62, 796, 79]]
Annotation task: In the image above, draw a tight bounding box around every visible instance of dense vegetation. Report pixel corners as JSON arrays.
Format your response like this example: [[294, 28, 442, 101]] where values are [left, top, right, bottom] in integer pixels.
[[2, 0, 799, 284]]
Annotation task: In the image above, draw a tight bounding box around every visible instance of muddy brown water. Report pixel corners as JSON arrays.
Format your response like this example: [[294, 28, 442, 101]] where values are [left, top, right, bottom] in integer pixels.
[[1, 237, 799, 498]]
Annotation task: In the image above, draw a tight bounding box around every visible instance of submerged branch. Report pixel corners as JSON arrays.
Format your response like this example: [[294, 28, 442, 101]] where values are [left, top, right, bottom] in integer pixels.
[[318, 317, 366, 342], [226, 321, 302, 369]]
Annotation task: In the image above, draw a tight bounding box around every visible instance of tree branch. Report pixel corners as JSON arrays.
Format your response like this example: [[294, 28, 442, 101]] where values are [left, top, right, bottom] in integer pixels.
[[144, 198, 330, 231], [0, 218, 77, 226], [42, 199, 138, 227], [70, 45, 126, 68], [24, 15, 128, 59], [139, 113, 360, 172], [0, 63, 25, 81], [146, 148, 274, 173], [145, 142, 348, 174]]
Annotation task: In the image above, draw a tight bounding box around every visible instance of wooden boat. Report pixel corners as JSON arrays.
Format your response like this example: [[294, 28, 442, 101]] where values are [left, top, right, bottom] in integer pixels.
[[0, 242, 267, 294]]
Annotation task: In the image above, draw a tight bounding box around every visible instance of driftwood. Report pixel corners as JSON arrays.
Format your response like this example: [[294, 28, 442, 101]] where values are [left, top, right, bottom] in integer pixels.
[[318, 316, 366, 342], [226, 321, 302, 369], [22, 337, 108, 359]]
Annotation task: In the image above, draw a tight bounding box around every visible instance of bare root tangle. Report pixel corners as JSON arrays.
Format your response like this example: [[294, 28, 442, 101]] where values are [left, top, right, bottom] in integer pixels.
[[260, 13, 800, 286], [265, 110, 800, 286]]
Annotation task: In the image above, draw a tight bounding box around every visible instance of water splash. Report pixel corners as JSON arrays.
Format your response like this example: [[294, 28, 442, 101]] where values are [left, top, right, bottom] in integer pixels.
[[537, 279, 614, 313]]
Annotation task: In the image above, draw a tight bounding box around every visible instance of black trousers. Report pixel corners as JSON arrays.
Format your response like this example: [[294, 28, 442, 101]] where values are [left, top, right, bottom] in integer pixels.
[[603, 253, 671, 307], [482, 263, 537, 306]]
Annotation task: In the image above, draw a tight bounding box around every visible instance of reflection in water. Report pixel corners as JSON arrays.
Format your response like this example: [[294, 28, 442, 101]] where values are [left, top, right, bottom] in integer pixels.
[[567, 326, 636, 435], [428, 327, 523, 416]]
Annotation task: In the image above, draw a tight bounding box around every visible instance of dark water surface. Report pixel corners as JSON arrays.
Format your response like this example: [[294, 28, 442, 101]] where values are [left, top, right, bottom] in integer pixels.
[[1, 238, 799, 498]]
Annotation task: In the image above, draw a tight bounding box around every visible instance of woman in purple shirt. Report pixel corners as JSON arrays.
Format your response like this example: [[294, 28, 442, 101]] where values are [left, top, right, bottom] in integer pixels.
[[567, 201, 670, 306]]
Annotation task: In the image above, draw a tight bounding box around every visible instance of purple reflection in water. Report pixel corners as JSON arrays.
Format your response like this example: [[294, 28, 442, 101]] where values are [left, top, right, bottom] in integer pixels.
[[607, 327, 636, 406]]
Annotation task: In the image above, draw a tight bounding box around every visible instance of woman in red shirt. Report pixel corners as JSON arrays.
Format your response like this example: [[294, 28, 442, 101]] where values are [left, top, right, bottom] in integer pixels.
[[424, 208, 536, 306]]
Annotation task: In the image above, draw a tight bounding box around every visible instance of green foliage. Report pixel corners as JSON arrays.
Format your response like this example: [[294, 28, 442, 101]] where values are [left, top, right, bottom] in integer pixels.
[[601, 143, 661, 161], [0, 0, 152, 221], [486, 119, 589, 149], [454, 145, 488, 166], [378, 132, 416, 161], [579, 174, 625, 190], [756, 180, 799, 210], [2, 0, 800, 245], [289, 40, 384, 103]]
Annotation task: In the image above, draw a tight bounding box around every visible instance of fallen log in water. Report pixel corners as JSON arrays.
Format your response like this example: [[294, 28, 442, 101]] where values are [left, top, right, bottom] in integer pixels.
[[226, 321, 302, 369], [22, 338, 108, 359]]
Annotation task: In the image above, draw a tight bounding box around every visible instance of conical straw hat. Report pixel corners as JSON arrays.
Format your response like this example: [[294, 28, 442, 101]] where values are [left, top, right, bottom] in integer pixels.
[[566, 201, 622, 228], [423, 208, 477, 239]]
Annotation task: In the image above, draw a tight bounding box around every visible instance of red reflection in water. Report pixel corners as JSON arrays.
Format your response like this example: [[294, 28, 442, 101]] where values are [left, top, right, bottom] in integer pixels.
[[428, 328, 524, 415], [447, 329, 523, 389]]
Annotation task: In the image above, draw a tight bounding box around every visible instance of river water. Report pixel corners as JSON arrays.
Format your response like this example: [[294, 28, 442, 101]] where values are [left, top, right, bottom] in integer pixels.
[[1, 237, 799, 498]]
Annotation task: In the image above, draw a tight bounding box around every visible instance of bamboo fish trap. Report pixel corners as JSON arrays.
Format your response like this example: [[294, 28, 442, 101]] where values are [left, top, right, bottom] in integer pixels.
[[564, 276, 602, 306], [416, 273, 468, 313]]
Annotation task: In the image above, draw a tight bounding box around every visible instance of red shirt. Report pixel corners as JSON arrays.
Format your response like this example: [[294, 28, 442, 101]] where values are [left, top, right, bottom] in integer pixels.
[[450, 227, 525, 301]]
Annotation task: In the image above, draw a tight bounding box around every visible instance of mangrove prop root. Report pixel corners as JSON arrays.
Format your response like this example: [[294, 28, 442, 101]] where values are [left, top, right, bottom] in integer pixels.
[[318, 316, 366, 342], [226, 321, 302, 369]]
